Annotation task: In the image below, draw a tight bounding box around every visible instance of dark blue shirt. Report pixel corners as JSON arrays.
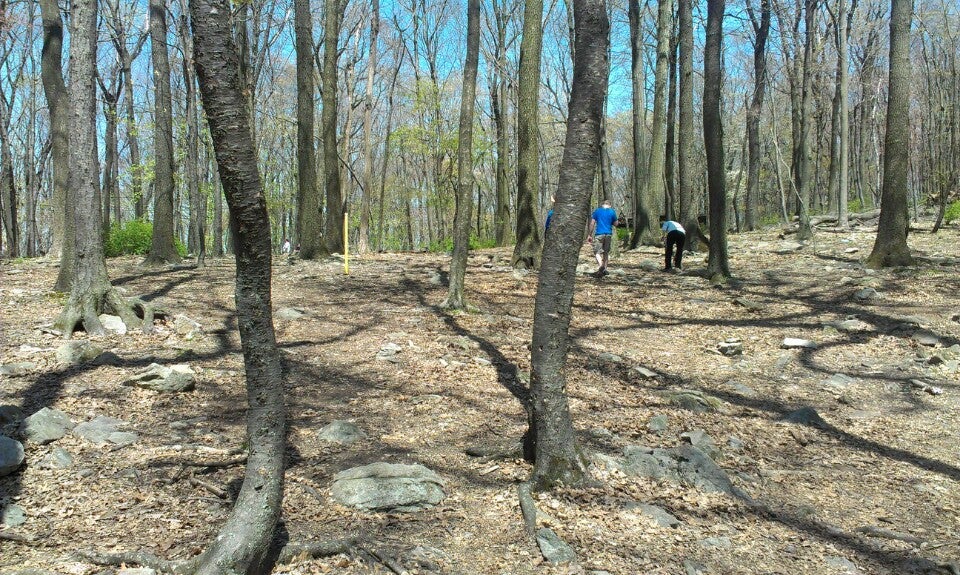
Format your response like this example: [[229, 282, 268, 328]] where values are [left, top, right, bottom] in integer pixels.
[[592, 207, 618, 235]]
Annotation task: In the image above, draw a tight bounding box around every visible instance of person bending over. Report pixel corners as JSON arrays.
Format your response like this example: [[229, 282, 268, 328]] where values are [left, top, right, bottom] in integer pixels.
[[661, 219, 686, 271]]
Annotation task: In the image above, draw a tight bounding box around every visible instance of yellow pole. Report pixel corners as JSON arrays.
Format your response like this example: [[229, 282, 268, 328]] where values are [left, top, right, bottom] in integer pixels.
[[343, 211, 349, 275]]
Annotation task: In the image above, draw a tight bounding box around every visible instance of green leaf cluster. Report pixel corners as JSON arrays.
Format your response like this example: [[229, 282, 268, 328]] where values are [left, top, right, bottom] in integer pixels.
[[105, 220, 187, 258], [945, 200, 960, 225]]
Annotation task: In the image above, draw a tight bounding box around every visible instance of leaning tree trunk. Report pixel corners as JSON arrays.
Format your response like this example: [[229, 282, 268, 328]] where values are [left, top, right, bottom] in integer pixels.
[[188, 0, 286, 572], [527, 0, 609, 491], [443, 0, 480, 311], [510, 0, 544, 269], [704, 0, 730, 279], [323, 0, 344, 254], [866, 0, 915, 267], [40, 0, 73, 289], [145, 0, 182, 265]]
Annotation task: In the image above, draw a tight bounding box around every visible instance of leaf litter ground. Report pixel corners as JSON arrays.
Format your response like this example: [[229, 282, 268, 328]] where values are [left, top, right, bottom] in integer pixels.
[[1, 224, 959, 574]]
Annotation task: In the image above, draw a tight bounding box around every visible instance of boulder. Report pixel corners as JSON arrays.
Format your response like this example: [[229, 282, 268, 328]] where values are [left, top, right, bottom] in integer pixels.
[[376, 342, 403, 362], [317, 420, 367, 445], [647, 415, 669, 433], [122, 363, 196, 393], [781, 406, 827, 428], [332, 462, 445, 511], [912, 330, 940, 347], [634, 366, 658, 379], [661, 389, 723, 413], [98, 314, 127, 335], [681, 429, 720, 460], [1, 503, 26, 527], [853, 287, 879, 302], [56, 340, 104, 364], [40, 447, 74, 469], [536, 528, 576, 564], [275, 307, 306, 321], [0, 405, 25, 427], [626, 502, 680, 528], [0, 435, 25, 476], [173, 315, 203, 338], [20, 407, 74, 444]]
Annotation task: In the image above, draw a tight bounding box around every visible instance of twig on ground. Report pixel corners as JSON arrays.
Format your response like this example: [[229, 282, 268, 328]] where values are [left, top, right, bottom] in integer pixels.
[[856, 525, 926, 545], [189, 476, 228, 498], [366, 547, 408, 575]]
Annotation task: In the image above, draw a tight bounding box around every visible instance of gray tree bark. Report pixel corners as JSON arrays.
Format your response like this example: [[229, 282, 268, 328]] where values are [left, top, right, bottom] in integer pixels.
[[359, 0, 380, 255], [705, 0, 730, 278], [628, 0, 648, 249], [323, 0, 344, 254], [745, 0, 770, 231], [295, 0, 324, 259]]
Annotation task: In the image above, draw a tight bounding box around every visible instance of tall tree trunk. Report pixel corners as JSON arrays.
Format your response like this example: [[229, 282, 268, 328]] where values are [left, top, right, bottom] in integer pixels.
[[211, 135, 225, 257], [359, 0, 380, 255], [181, 14, 204, 265], [527, 0, 609, 491], [295, 0, 324, 258], [376, 49, 403, 252], [628, 0, 648, 249], [100, 93, 120, 239], [492, 0, 510, 247], [866, 0, 914, 267], [323, 0, 344, 254], [0, 95, 18, 258], [640, 0, 672, 244], [795, 0, 817, 240], [443, 0, 480, 311], [511, 0, 544, 269], [145, 0, 182, 265], [745, 0, 770, 231], [189, 0, 286, 572], [665, 20, 678, 219], [678, 0, 695, 227], [837, 0, 853, 227], [704, 0, 730, 278]]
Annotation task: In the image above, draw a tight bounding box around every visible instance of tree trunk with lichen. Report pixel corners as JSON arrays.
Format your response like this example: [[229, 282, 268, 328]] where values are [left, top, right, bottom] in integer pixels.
[[527, 0, 609, 492]]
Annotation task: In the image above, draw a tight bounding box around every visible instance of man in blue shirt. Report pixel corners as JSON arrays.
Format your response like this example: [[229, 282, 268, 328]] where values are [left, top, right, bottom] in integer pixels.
[[587, 199, 618, 278], [661, 219, 686, 271]]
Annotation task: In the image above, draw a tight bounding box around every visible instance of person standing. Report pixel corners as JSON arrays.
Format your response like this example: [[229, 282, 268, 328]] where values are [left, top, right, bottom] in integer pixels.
[[587, 199, 618, 277], [281, 238, 291, 254], [661, 219, 686, 271]]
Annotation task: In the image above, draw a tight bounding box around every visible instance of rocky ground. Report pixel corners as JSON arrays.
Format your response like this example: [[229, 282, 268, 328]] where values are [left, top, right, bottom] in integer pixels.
[[1, 222, 959, 575]]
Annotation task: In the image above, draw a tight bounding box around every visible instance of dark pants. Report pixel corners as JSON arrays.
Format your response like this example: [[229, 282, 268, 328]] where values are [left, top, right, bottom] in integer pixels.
[[665, 230, 685, 269]]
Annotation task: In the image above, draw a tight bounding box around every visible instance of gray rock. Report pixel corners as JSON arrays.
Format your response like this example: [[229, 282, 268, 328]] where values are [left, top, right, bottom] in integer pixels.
[[40, 447, 74, 469], [853, 287, 879, 302], [628, 502, 680, 528], [108, 431, 139, 446], [0, 362, 35, 376], [717, 339, 743, 356], [775, 241, 804, 253], [821, 373, 855, 393], [473, 357, 492, 366], [98, 314, 127, 335], [536, 528, 576, 564], [597, 352, 622, 364], [725, 380, 757, 397], [733, 297, 765, 312], [20, 407, 74, 444], [640, 260, 660, 272], [73, 416, 129, 446], [592, 452, 625, 473], [56, 340, 104, 364], [828, 318, 872, 333], [727, 436, 745, 451], [681, 429, 720, 460], [683, 559, 707, 575], [332, 462, 445, 511], [318, 420, 367, 445], [912, 330, 940, 347], [0, 405, 24, 427], [123, 363, 196, 393], [699, 536, 732, 549], [661, 389, 723, 413], [1, 504, 26, 527], [118, 569, 158, 575], [647, 415, 669, 433], [275, 307, 306, 321], [622, 446, 680, 482], [824, 556, 861, 573], [782, 337, 817, 349], [173, 314, 203, 338], [674, 445, 736, 495], [634, 366, 658, 379], [0, 435, 25, 476], [376, 342, 403, 362], [781, 406, 827, 428]]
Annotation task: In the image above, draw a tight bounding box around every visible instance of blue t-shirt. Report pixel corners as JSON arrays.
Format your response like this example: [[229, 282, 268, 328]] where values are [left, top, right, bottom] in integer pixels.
[[661, 220, 685, 234], [592, 207, 618, 235], [545, 209, 554, 230]]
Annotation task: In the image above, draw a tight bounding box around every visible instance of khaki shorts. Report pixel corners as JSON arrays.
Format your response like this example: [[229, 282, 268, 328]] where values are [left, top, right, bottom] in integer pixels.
[[593, 234, 612, 255]]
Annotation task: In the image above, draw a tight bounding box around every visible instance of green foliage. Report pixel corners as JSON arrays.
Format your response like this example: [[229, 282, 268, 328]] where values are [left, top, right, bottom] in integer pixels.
[[105, 220, 187, 258], [427, 235, 497, 253], [945, 200, 960, 225]]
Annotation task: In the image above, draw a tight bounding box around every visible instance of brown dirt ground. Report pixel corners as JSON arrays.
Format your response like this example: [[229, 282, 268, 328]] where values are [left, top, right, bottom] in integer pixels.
[[1, 223, 959, 575]]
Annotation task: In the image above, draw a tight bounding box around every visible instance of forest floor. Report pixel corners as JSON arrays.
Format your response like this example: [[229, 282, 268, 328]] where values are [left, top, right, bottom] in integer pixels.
[[1, 222, 960, 575]]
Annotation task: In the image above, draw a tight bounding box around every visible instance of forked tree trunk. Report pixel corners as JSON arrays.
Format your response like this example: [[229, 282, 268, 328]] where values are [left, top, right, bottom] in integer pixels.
[[189, 0, 286, 573], [511, 0, 544, 269], [527, 0, 609, 491], [443, 0, 480, 311], [704, 0, 730, 278], [145, 0, 182, 265], [867, 0, 915, 267]]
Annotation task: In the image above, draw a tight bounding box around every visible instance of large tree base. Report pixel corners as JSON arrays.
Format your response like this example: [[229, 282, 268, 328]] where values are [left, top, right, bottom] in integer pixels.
[[530, 449, 590, 492], [54, 286, 163, 337], [866, 247, 915, 269]]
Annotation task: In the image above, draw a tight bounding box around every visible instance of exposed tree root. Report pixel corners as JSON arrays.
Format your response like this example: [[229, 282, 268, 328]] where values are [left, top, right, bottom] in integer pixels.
[[465, 443, 523, 463], [276, 538, 360, 564], [148, 453, 247, 468], [0, 530, 35, 544], [54, 286, 166, 337], [517, 482, 538, 541]]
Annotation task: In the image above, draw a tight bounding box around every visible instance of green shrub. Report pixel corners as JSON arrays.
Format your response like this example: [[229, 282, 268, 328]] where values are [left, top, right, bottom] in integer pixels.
[[105, 220, 153, 257], [427, 235, 497, 253], [945, 200, 960, 225], [105, 220, 188, 258]]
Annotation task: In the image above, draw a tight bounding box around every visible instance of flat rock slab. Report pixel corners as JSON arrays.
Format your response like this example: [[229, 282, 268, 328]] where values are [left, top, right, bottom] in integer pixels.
[[332, 462, 445, 511], [40, 447, 74, 469], [56, 340, 104, 364], [73, 416, 138, 446], [0, 362, 36, 376], [20, 407, 74, 444], [782, 337, 818, 349], [660, 390, 723, 413], [0, 435, 25, 476], [537, 527, 576, 564], [628, 502, 681, 528], [275, 307, 306, 321], [781, 406, 828, 428], [1, 503, 26, 527], [317, 420, 367, 445], [123, 363, 196, 393], [622, 445, 736, 496]]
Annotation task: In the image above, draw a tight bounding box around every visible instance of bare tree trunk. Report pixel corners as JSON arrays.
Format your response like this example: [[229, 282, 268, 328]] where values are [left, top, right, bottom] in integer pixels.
[[491, 0, 511, 248], [359, 0, 380, 255], [628, 0, 648, 249], [705, 0, 730, 278], [745, 0, 770, 231], [641, 0, 672, 243], [323, 0, 344, 254], [511, 0, 544, 268], [295, 0, 324, 258], [443, 0, 480, 311], [0, 94, 18, 258], [678, 0, 695, 227], [180, 12, 204, 265], [527, 0, 609, 491], [794, 0, 816, 240], [867, 0, 914, 267], [145, 0, 182, 265]]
